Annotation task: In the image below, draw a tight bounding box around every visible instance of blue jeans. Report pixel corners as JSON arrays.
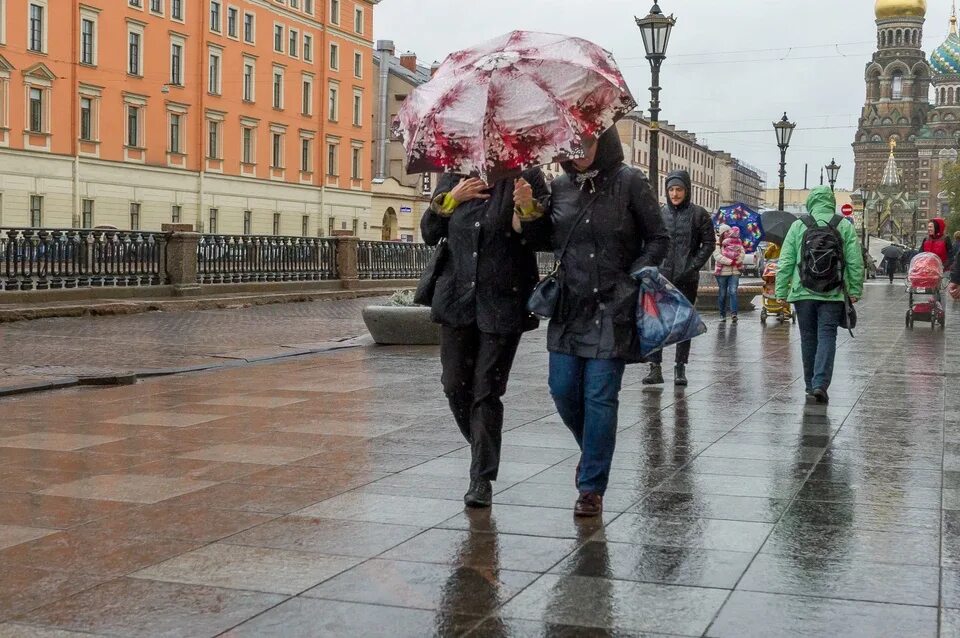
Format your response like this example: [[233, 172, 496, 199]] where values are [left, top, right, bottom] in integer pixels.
[[716, 275, 740, 317], [548, 353, 626, 495], [793, 300, 844, 392]]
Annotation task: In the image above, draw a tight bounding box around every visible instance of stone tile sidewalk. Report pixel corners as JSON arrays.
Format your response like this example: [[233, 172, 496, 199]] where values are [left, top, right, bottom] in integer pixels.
[[0, 282, 957, 636]]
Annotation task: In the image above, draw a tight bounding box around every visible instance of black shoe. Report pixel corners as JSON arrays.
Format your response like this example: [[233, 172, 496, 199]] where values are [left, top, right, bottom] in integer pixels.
[[805, 390, 817, 405], [574, 491, 603, 517], [464, 479, 492, 508], [674, 364, 688, 387], [642, 364, 664, 385], [812, 388, 829, 405]]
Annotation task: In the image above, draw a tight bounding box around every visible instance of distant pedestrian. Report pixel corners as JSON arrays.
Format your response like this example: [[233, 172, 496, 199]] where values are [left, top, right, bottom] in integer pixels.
[[885, 255, 897, 284], [950, 250, 960, 300], [514, 127, 669, 517], [953, 231, 960, 266], [421, 168, 549, 509], [920, 218, 953, 267], [643, 170, 716, 387], [713, 224, 745, 323], [776, 187, 864, 405]]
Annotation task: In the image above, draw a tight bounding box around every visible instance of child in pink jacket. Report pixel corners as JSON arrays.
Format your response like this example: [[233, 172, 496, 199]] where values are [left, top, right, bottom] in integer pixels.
[[714, 224, 745, 322]]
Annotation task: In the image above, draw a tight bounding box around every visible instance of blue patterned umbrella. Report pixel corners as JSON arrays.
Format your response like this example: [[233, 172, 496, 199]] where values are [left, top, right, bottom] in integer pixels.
[[713, 203, 763, 254]]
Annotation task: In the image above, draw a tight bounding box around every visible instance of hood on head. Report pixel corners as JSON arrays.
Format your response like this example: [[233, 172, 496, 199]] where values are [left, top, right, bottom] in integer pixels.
[[930, 217, 946, 238], [724, 226, 741, 240], [665, 170, 692, 210], [805, 186, 837, 218], [561, 126, 624, 176]]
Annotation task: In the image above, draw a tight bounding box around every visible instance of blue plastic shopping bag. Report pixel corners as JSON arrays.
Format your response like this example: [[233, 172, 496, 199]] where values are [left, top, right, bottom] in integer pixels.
[[634, 267, 708, 358]]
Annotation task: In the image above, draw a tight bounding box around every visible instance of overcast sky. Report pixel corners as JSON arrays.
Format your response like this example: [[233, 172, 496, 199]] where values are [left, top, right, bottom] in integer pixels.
[[374, 0, 957, 193]]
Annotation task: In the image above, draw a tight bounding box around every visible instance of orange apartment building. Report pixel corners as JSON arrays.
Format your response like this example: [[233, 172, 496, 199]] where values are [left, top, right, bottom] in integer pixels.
[[0, 0, 381, 237]]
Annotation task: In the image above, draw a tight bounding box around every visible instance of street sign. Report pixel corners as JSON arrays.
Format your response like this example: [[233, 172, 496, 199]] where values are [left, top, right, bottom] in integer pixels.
[[400, 206, 412, 214], [841, 203, 854, 216]]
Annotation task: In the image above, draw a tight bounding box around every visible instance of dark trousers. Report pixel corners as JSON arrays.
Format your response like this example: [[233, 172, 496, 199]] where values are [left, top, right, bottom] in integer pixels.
[[649, 278, 699, 365], [793, 300, 844, 392], [440, 325, 522, 482]]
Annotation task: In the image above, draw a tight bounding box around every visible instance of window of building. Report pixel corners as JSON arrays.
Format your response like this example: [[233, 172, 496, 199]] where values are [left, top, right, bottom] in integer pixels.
[[129, 202, 140, 230], [82, 199, 94, 228], [330, 0, 339, 24], [150, 0, 163, 13], [172, 204, 181, 223], [289, 29, 298, 57], [352, 91, 362, 126], [273, 213, 281, 235], [302, 78, 312, 115], [28, 87, 43, 133], [302, 215, 309, 236], [171, 0, 183, 21], [303, 34, 313, 62], [127, 105, 141, 147], [301, 137, 312, 171], [354, 6, 363, 33], [170, 40, 184, 85], [291, 0, 299, 9], [329, 43, 339, 70], [328, 83, 338, 121], [243, 12, 254, 43], [243, 210, 252, 234], [243, 59, 255, 101], [128, 30, 142, 76], [208, 48, 221, 94], [273, 24, 283, 52], [327, 142, 338, 175], [29, 195, 42, 227], [130, 0, 142, 7], [227, 6, 238, 37], [169, 112, 182, 153], [354, 52, 362, 78], [209, 208, 218, 233], [210, 0, 221, 32], [80, 16, 96, 66], [892, 72, 904, 100], [273, 67, 284, 109], [207, 119, 220, 158], [305, 0, 314, 14], [272, 132, 283, 168], [29, 3, 44, 53], [242, 126, 254, 163], [80, 97, 93, 140], [351, 146, 361, 179]]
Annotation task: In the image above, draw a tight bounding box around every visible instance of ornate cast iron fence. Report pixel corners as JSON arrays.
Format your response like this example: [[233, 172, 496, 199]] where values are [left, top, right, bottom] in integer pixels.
[[196, 235, 338, 284], [357, 241, 433, 280], [0, 228, 167, 291]]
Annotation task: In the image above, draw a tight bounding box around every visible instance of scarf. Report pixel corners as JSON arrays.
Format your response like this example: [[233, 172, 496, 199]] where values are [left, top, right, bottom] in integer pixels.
[[573, 170, 600, 193]]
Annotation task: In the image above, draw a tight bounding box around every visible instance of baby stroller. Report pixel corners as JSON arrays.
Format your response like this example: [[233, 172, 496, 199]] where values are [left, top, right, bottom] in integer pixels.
[[760, 259, 795, 324], [905, 252, 946, 329]]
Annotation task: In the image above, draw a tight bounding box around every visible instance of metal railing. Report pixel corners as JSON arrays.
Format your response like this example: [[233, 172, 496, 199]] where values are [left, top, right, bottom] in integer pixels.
[[357, 241, 433, 280], [196, 234, 337, 284], [0, 228, 167, 291]]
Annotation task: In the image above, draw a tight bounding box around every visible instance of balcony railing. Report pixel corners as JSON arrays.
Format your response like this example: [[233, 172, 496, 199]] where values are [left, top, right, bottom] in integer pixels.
[[196, 234, 337, 284], [357, 240, 433, 280], [0, 228, 167, 291]]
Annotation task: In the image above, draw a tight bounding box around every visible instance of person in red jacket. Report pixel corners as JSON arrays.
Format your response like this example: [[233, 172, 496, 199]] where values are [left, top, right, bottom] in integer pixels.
[[920, 218, 953, 267]]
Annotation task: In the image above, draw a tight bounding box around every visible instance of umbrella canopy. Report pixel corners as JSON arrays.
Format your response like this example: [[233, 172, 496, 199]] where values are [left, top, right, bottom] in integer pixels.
[[882, 245, 906, 259], [393, 31, 637, 182], [759, 210, 798, 247], [714, 203, 763, 254]]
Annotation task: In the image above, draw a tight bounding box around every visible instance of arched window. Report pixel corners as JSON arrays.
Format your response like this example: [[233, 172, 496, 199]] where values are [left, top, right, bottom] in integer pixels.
[[949, 86, 954, 105], [896, 29, 903, 45], [881, 31, 887, 47], [892, 72, 904, 99]]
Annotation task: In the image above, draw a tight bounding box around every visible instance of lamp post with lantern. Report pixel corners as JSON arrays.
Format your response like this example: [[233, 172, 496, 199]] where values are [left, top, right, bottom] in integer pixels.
[[636, 3, 676, 201], [826, 158, 841, 192], [773, 113, 796, 212]]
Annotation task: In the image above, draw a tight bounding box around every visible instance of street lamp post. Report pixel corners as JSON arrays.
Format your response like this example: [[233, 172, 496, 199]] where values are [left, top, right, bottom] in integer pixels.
[[826, 159, 841, 192], [773, 113, 796, 212], [859, 186, 869, 249], [636, 3, 676, 201]]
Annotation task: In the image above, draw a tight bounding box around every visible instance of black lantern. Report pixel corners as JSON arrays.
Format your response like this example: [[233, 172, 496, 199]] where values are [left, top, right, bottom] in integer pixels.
[[635, 3, 677, 201], [826, 159, 841, 192], [773, 112, 796, 211]]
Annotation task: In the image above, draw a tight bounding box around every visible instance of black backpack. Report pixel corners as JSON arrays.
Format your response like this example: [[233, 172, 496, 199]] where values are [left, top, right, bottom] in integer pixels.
[[799, 214, 845, 294]]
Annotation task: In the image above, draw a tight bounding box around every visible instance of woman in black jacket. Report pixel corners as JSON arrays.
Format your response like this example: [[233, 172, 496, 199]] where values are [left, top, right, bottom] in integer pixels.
[[515, 127, 669, 516], [421, 169, 549, 508]]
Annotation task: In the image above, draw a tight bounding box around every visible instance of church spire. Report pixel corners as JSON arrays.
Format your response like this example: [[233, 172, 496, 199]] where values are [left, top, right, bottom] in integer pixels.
[[952, 0, 958, 35], [882, 139, 901, 186]]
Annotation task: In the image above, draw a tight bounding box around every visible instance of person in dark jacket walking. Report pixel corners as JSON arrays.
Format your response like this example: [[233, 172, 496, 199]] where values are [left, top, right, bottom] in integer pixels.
[[643, 170, 716, 387], [950, 248, 960, 300], [514, 127, 669, 517], [422, 168, 549, 508]]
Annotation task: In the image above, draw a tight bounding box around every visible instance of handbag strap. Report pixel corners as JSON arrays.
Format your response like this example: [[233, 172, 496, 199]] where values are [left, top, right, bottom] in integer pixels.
[[555, 166, 625, 266]]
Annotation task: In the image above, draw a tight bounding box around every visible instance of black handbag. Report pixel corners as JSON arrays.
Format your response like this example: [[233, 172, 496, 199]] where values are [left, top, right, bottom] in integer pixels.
[[526, 192, 602, 320], [414, 239, 449, 306], [840, 292, 857, 334]]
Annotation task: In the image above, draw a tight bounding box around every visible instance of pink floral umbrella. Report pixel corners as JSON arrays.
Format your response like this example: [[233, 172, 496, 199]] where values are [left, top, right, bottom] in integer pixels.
[[394, 30, 637, 183]]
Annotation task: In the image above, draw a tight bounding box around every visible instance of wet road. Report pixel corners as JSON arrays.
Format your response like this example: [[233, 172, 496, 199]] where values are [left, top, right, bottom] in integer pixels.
[[0, 281, 957, 636]]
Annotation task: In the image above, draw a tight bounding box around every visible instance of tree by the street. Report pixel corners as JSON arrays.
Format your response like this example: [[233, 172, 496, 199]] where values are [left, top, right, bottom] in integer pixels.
[[940, 162, 960, 234]]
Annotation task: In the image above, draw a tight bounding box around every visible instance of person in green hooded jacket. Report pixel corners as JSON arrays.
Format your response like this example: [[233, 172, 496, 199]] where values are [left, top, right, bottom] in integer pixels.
[[775, 187, 864, 405]]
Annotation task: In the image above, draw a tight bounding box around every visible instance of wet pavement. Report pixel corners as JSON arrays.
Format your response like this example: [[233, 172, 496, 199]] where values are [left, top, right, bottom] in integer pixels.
[[0, 281, 958, 636]]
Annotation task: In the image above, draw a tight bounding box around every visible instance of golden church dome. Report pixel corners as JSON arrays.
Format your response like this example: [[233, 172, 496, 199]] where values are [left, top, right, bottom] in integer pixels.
[[875, 0, 927, 19]]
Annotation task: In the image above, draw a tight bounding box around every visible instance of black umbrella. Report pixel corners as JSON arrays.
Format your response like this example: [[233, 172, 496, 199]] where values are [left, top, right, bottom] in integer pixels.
[[882, 245, 905, 260], [760, 210, 798, 246]]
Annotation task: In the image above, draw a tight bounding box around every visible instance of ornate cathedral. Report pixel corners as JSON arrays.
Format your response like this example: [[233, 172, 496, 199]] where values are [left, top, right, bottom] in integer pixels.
[[853, 0, 960, 243]]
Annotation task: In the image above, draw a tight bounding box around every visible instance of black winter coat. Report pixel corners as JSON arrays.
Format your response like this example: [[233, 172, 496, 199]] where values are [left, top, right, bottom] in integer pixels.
[[421, 169, 549, 335], [659, 170, 716, 286], [532, 128, 670, 363]]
